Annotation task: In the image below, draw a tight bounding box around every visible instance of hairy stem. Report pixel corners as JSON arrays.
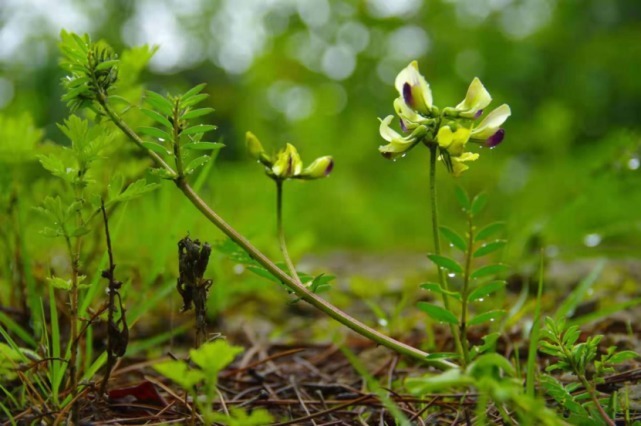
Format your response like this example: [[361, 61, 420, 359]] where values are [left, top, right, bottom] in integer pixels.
[[98, 94, 456, 369], [428, 144, 465, 363]]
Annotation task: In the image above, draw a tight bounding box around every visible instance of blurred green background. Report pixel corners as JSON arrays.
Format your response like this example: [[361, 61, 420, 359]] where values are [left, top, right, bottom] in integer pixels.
[[1, 0, 641, 320]]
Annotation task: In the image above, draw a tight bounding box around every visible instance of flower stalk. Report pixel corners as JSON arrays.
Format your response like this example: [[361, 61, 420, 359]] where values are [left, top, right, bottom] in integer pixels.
[[429, 144, 466, 363]]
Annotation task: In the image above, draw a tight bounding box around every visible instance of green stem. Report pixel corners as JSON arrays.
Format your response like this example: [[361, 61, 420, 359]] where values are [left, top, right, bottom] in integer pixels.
[[428, 144, 465, 363], [276, 180, 302, 285], [561, 344, 615, 426], [97, 96, 457, 370], [459, 213, 474, 367]]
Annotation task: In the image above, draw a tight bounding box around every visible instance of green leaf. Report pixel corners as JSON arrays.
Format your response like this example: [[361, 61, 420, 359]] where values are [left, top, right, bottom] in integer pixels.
[[138, 126, 172, 142], [182, 107, 215, 120], [145, 91, 174, 116], [113, 179, 160, 203], [439, 226, 467, 252], [180, 124, 217, 136], [473, 240, 506, 258], [607, 350, 639, 364], [181, 83, 207, 101], [468, 280, 506, 301], [153, 360, 204, 390], [420, 282, 462, 301], [454, 186, 470, 211], [47, 276, 72, 291], [417, 302, 459, 325], [470, 264, 508, 279], [184, 155, 210, 174], [189, 340, 244, 378], [142, 141, 171, 155], [474, 222, 505, 242], [470, 192, 488, 216], [182, 142, 224, 151], [95, 59, 119, 71], [181, 93, 209, 108], [468, 310, 506, 326], [406, 370, 473, 395], [141, 108, 172, 129], [427, 254, 463, 273], [245, 265, 280, 283], [471, 332, 501, 356]]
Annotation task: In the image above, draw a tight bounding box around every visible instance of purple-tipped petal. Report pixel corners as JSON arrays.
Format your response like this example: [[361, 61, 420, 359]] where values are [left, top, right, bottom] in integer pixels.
[[474, 109, 484, 119], [324, 159, 334, 176], [485, 128, 505, 148], [399, 118, 408, 133], [402, 83, 414, 108]]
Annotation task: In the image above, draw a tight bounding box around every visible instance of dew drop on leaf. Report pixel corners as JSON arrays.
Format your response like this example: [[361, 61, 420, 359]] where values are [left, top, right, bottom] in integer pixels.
[[583, 233, 602, 247], [233, 264, 245, 274], [447, 272, 456, 278], [378, 318, 388, 327], [628, 157, 640, 170]]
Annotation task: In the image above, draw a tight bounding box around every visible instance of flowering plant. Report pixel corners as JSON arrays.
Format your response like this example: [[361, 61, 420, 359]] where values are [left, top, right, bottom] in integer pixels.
[[379, 61, 511, 176]]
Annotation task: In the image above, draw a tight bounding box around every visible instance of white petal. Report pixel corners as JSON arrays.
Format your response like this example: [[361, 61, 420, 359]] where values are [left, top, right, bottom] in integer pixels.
[[472, 104, 511, 139], [378, 115, 403, 142]]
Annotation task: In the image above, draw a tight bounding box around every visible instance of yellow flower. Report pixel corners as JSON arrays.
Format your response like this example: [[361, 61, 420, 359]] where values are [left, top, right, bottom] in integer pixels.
[[378, 115, 425, 160], [454, 77, 492, 119], [436, 126, 471, 157], [394, 61, 433, 116]]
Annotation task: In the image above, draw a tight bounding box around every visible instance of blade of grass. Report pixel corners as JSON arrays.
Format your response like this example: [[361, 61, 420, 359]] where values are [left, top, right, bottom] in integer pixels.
[[17, 196, 43, 338], [47, 285, 63, 405], [555, 260, 605, 320], [568, 297, 641, 328], [0, 311, 36, 348], [127, 323, 191, 355], [0, 399, 17, 426], [526, 250, 545, 397]]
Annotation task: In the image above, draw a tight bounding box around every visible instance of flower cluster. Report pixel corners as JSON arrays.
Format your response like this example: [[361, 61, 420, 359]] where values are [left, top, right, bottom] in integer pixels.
[[379, 61, 511, 176], [246, 132, 334, 181]]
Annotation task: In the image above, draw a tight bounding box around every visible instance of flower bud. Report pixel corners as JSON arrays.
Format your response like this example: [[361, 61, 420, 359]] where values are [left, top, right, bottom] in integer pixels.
[[246, 131, 272, 167], [271, 143, 302, 179], [299, 156, 334, 179]]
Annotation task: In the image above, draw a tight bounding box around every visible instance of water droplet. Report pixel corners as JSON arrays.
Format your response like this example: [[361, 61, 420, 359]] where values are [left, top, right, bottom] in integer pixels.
[[401, 153, 407, 158], [378, 318, 388, 327], [489, 318, 495, 322], [233, 264, 245, 274], [628, 157, 640, 170], [478, 298, 484, 302], [158, 138, 165, 142], [449, 243, 454, 248], [583, 233, 602, 248], [447, 272, 456, 278]]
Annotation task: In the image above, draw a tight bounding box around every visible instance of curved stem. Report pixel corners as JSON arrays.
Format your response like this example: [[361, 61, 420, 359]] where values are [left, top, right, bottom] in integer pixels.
[[428, 144, 465, 363], [276, 180, 302, 285], [98, 96, 457, 370]]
